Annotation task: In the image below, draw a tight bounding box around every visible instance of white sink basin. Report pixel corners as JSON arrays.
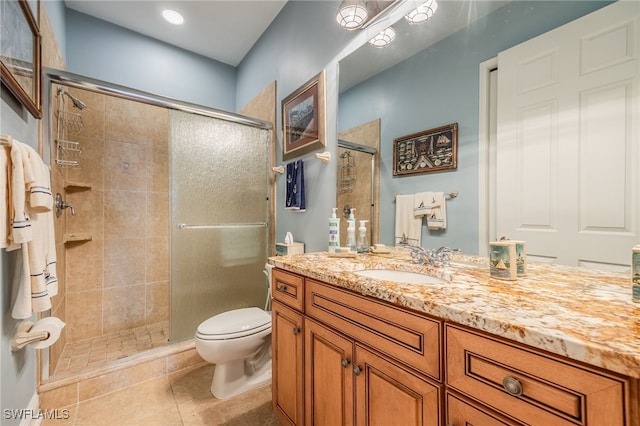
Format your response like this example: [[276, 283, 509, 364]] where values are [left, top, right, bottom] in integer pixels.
[[354, 269, 446, 285]]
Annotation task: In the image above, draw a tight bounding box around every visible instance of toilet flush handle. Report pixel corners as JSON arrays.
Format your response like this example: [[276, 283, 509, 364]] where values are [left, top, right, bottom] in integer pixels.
[[55, 193, 76, 217]]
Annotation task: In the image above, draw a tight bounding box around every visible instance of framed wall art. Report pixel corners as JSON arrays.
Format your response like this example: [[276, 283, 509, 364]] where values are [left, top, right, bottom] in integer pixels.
[[282, 71, 325, 160], [393, 123, 458, 176], [0, 0, 42, 119]]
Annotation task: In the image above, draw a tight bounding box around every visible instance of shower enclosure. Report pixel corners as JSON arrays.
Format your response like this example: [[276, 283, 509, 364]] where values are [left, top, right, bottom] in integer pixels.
[[44, 70, 271, 379]]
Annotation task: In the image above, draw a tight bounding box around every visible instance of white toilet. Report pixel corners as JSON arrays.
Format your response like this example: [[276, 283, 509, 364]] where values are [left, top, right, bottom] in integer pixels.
[[195, 265, 273, 400]]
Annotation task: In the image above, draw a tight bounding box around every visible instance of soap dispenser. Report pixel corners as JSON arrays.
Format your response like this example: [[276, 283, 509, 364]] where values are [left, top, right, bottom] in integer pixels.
[[346, 208, 356, 252], [357, 220, 369, 254], [328, 208, 340, 253]]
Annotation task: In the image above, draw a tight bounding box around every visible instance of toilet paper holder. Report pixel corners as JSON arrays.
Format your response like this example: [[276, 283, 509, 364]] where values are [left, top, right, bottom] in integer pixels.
[[11, 320, 54, 351]]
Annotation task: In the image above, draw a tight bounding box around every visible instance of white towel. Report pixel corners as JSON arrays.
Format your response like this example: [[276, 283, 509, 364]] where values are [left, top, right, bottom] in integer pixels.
[[395, 194, 422, 246], [414, 191, 447, 230], [4, 137, 58, 319]]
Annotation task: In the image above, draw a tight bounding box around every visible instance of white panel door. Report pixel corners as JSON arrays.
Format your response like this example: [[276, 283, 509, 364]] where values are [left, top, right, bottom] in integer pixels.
[[496, 1, 639, 268]]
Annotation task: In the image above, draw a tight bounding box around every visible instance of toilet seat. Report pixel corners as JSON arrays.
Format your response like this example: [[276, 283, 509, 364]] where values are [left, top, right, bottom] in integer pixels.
[[196, 307, 271, 340]]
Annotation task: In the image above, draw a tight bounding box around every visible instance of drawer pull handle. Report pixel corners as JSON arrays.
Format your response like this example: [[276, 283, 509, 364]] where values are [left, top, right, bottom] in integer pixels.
[[341, 358, 351, 368], [277, 284, 288, 292], [502, 376, 523, 396], [293, 327, 301, 335], [353, 365, 362, 376]]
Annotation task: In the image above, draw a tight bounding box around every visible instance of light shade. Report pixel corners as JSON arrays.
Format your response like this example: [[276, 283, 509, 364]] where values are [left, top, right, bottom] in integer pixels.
[[405, 0, 438, 24], [336, 0, 369, 30], [162, 9, 184, 25], [369, 27, 396, 48]]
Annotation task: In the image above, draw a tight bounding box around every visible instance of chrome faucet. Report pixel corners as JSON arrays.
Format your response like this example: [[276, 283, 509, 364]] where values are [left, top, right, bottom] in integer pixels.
[[399, 243, 460, 266]]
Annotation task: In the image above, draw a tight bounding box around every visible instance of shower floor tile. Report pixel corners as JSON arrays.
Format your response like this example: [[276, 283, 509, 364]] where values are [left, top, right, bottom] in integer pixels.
[[55, 321, 170, 376]]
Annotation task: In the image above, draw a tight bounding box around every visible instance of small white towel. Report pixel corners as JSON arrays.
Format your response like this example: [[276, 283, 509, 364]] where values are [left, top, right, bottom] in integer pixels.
[[414, 191, 447, 230], [395, 194, 422, 246]]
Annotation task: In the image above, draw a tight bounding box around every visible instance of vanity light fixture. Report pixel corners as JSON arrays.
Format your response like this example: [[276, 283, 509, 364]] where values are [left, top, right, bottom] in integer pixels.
[[162, 9, 184, 25], [336, 0, 369, 30], [369, 26, 396, 48], [405, 0, 438, 24]]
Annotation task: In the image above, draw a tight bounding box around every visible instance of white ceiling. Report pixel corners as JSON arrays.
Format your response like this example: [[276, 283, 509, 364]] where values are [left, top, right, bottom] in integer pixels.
[[64, 0, 289, 67], [64, 0, 508, 85]]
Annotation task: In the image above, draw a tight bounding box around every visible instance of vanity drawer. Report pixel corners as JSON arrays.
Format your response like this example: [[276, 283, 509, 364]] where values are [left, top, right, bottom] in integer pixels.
[[305, 279, 442, 381], [272, 268, 304, 312], [446, 324, 629, 426]]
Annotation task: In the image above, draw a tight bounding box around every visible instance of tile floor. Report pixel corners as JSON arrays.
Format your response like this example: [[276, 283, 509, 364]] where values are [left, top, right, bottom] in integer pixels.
[[41, 364, 280, 425], [55, 322, 170, 376]]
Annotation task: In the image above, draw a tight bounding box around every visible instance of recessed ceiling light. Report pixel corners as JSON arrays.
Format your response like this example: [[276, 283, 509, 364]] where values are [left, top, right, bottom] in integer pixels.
[[162, 9, 184, 25]]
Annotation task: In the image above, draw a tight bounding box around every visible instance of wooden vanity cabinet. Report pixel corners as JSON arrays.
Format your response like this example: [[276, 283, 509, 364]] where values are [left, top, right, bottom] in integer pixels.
[[271, 267, 637, 426]]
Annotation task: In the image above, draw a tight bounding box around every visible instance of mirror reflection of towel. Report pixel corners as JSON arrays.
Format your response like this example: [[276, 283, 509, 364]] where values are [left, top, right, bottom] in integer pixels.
[[285, 160, 305, 212], [414, 191, 447, 229], [395, 194, 421, 246]]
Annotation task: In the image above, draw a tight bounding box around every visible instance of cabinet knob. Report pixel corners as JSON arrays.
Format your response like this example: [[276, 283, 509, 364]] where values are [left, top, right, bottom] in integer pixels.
[[341, 358, 351, 368], [293, 327, 301, 335], [353, 365, 362, 376], [502, 376, 523, 396]]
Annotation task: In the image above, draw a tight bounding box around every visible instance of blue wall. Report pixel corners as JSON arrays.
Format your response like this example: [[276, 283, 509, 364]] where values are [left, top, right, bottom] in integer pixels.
[[65, 9, 237, 111], [338, 1, 612, 253], [237, 1, 356, 252]]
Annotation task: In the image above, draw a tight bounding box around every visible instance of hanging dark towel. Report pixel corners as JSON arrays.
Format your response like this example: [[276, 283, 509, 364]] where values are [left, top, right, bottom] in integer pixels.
[[285, 160, 305, 211]]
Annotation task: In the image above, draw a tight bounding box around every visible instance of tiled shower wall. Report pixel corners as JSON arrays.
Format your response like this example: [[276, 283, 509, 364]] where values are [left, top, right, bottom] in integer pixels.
[[59, 88, 170, 344]]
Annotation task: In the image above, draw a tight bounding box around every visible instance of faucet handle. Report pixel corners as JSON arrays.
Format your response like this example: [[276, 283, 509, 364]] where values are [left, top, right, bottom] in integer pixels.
[[55, 193, 76, 217]]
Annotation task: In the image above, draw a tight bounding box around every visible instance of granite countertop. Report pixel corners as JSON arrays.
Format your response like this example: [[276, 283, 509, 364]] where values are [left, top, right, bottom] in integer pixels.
[[268, 248, 640, 379]]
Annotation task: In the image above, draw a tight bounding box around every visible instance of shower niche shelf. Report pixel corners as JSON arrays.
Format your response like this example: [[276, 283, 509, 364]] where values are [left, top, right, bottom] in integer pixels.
[[63, 233, 92, 244], [64, 180, 92, 192]]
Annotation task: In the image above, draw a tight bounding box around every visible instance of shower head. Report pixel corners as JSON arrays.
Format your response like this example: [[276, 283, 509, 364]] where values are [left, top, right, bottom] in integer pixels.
[[58, 88, 87, 110]]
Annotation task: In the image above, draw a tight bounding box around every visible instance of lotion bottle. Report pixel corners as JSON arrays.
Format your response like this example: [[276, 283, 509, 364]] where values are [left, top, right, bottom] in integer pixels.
[[328, 208, 340, 253], [357, 220, 369, 253], [346, 208, 356, 252]]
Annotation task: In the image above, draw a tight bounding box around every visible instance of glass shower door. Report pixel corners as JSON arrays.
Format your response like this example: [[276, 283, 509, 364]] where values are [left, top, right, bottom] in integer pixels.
[[170, 110, 270, 342]]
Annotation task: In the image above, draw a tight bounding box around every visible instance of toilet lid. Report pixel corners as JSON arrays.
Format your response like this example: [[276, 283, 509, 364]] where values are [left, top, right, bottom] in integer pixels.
[[197, 307, 271, 339]]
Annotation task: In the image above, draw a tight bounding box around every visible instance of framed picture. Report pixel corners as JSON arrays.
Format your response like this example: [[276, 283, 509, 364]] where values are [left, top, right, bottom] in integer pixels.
[[282, 71, 325, 160], [393, 123, 458, 176], [0, 0, 41, 119]]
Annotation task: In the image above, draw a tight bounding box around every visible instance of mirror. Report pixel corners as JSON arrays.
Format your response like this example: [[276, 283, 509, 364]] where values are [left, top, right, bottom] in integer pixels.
[[336, 1, 632, 263], [337, 1, 507, 249], [336, 119, 380, 247]]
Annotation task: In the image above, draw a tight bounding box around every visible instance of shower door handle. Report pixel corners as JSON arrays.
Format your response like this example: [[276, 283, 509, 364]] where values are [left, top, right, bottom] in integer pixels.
[[177, 222, 267, 229]]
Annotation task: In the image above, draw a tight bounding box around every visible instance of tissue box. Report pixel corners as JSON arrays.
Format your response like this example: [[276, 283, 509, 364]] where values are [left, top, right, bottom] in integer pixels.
[[275, 242, 305, 256]]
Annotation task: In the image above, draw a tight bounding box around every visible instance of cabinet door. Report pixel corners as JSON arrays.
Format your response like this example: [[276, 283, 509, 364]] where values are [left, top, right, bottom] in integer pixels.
[[354, 344, 442, 426], [272, 301, 304, 426], [305, 318, 355, 426]]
